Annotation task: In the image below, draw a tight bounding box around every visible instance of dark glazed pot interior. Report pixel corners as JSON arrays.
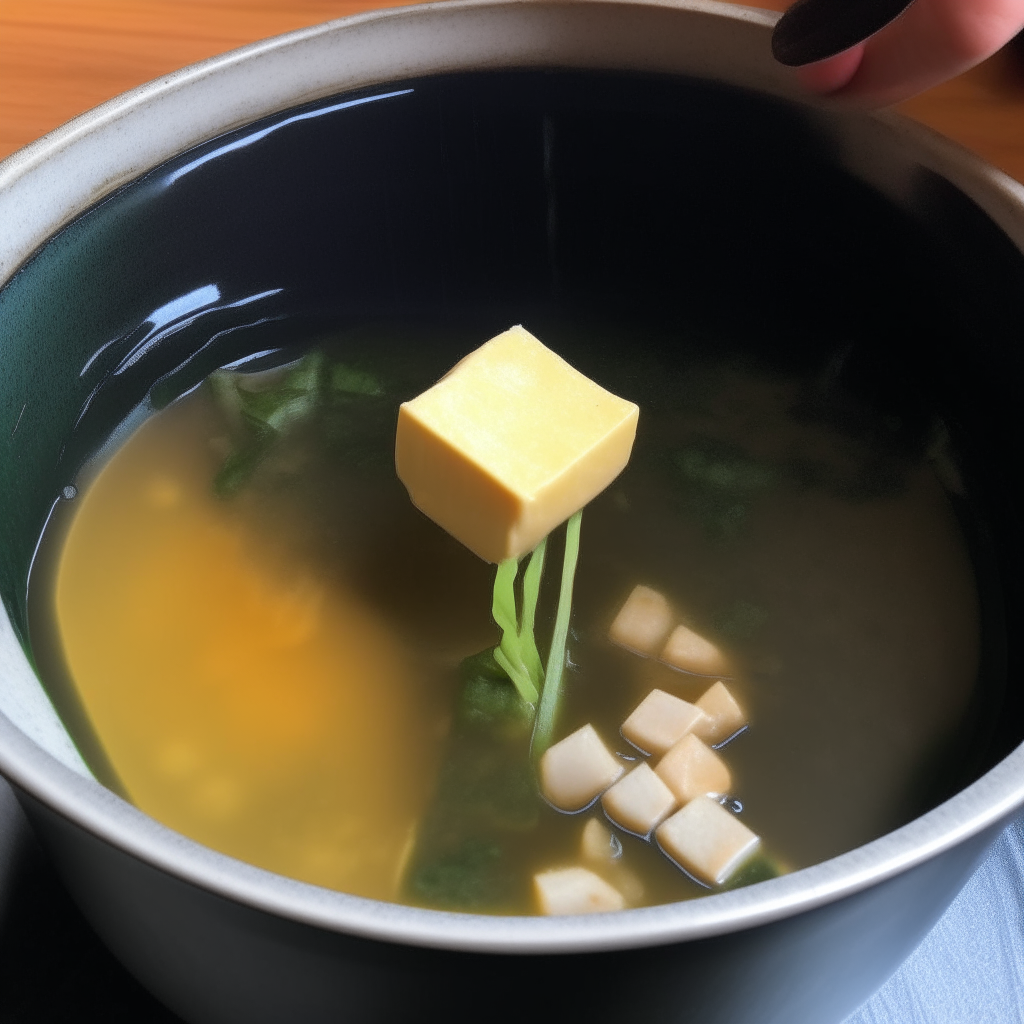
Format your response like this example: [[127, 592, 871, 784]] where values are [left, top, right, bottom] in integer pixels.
[[1, 69, 1023, 828]]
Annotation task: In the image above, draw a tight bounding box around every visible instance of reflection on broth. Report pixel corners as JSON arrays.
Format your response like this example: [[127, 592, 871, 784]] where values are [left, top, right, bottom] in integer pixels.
[[41, 326, 980, 913]]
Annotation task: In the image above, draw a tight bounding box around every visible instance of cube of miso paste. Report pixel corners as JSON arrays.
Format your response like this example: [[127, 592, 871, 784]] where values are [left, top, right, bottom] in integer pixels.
[[601, 762, 677, 837], [540, 724, 625, 812], [534, 867, 626, 915], [655, 734, 731, 804], [621, 688, 708, 756], [693, 681, 747, 745], [395, 326, 639, 563], [656, 797, 760, 886], [660, 623, 729, 677], [609, 585, 673, 656]]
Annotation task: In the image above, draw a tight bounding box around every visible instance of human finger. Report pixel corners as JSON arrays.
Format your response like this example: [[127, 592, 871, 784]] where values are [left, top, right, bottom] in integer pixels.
[[789, 0, 1024, 106], [773, 0, 914, 66]]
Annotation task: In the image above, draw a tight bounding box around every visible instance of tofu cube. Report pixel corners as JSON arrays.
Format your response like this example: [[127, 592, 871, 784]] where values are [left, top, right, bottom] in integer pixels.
[[621, 688, 708, 756], [656, 796, 760, 886], [534, 866, 626, 915], [540, 724, 625, 812], [395, 326, 639, 563], [693, 681, 747, 745], [601, 762, 677, 837], [660, 623, 729, 677], [581, 818, 621, 863], [608, 585, 673, 655], [578, 820, 643, 903], [654, 733, 731, 804]]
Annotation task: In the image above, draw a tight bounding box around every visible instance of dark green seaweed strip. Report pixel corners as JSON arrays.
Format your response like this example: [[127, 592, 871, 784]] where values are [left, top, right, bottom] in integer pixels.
[[207, 351, 391, 496], [404, 650, 539, 911]]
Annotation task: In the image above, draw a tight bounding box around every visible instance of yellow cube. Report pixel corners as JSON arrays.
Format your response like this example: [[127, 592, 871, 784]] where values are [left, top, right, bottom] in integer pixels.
[[395, 326, 639, 562]]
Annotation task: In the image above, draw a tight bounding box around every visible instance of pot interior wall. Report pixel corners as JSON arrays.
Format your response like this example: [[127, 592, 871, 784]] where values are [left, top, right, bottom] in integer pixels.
[[1, 69, 1022, 800]]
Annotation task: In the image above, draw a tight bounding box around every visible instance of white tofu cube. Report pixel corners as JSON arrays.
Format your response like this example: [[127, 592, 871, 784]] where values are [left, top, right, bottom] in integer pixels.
[[656, 796, 760, 885], [578, 820, 643, 903], [654, 733, 731, 804], [540, 724, 624, 812], [601, 762, 677, 837], [534, 866, 626, 915], [660, 623, 729, 676], [581, 817, 621, 863], [609, 585, 673, 655], [621, 688, 708, 756], [693, 681, 747, 745]]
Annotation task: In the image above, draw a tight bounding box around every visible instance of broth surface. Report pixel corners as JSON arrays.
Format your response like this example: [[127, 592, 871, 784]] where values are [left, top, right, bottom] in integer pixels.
[[42, 326, 981, 911]]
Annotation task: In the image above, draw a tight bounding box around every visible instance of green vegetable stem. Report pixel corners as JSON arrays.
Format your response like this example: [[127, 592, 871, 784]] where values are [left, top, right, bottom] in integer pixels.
[[532, 509, 582, 760], [490, 541, 547, 705], [486, 510, 583, 759]]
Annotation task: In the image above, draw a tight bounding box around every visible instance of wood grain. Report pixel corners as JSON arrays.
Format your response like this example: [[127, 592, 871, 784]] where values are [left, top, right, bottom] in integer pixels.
[[1, 0, 1023, 183]]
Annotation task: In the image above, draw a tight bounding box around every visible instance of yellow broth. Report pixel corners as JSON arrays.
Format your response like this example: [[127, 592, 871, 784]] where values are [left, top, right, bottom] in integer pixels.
[[42, 334, 981, 912]]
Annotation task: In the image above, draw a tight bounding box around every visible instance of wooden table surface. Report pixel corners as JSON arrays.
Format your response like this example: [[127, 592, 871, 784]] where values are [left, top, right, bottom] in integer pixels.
[[1, 0, 1023, 184]]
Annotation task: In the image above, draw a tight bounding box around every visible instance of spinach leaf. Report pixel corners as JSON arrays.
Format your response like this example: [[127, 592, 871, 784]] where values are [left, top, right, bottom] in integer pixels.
[[404, 652, 538, 910], [207, 350, 390, 496]]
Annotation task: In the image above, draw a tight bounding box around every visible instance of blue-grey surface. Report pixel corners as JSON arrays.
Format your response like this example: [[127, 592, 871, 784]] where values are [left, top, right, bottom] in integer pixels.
[[847, 813, 1024, 1024]]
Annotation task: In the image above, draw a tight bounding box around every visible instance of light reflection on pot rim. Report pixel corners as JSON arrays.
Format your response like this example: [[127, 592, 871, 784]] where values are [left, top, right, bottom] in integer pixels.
[[0, 0, 1023, 958]]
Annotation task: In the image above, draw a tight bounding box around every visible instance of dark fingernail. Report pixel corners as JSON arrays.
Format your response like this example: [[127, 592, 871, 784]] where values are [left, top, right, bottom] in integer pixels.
[[772, 0, 917, 67]]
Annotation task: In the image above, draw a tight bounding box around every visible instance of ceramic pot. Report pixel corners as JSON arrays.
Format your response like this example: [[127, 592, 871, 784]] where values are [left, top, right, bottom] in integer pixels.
[[1, 3, 1023, 1022]]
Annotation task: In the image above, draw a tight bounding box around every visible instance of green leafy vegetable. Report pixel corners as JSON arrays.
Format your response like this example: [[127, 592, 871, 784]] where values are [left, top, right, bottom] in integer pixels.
[[492, 647, 538, 706], [531, 509, 582, 760], [207, 351, 390, 496], [672, 437, 777, 538], [491, 558, 536, 703], [519, 538, 547, 686], [406, 515, 585, 907], [722, 849, 784, 890], [456, 650, 535, 738], [404, 651, 537, 910], [489, 541, 550, 705], [329, 363, 383, 396]]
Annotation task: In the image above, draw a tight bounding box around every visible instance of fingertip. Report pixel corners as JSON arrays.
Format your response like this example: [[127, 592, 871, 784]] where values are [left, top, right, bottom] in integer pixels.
[[795, 43, 866, 94]]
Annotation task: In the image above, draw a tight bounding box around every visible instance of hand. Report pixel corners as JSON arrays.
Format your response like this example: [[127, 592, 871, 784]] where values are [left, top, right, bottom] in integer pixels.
[[774, 0, 1024, 106]]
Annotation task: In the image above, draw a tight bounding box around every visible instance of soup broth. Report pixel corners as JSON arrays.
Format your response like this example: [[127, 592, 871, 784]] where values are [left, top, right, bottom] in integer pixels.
[[36, 323, 980, 912]]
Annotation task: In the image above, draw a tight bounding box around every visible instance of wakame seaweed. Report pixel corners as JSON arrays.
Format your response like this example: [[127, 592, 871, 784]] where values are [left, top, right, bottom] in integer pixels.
[[207, 350, 391, 496], [404, 651, 539, 910], [406, 512, 584, 909]]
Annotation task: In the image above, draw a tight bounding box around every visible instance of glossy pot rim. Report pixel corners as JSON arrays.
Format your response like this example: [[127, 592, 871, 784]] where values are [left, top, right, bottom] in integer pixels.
[[1, 0, 1023, 956]]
